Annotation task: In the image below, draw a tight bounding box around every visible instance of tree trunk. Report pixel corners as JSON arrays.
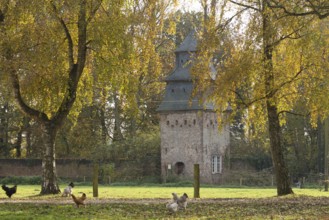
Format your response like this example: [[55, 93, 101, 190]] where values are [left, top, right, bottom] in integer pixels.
[[25, 126, 32, 158], [40, 123, 60, 194], [317, 119, 325, 173], [113, 92, 123, 141], [99, 107, 107, 145], [263, 2, 293, 196], [15, 130, 22, 158], [267, 103, 293, 195], [0, 102, 10, 157]]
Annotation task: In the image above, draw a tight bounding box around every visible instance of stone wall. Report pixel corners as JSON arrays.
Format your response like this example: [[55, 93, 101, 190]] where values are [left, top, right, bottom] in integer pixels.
[[0, 159, 93, 179], [160, 111, 203, 181], [160, 111, 230, 184]]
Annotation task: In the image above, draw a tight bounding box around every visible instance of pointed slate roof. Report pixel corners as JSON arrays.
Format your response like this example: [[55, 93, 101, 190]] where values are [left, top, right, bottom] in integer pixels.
[[157, 31, 214, 112], [175, 30, 197, 53]]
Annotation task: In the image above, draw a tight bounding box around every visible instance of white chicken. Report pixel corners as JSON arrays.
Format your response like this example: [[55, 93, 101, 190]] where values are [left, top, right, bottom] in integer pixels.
[[166, 192, 179, 213], [166, 201, 178, 213]]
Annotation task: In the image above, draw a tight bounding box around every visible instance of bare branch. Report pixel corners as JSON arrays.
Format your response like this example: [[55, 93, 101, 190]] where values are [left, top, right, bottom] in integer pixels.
[[230, 65, 306, 109], [9, 72, 49, 122], [50, 1, 74, 69], [278, 110, 310, 117], [216, 7, 249, 32], [87, 0, 102, 23], [229, 0, 260, 12], [271, 26, 307, 48], [52, 0, 89, 126], [266, 66, 305, 99], [267, 0, 329, 19]]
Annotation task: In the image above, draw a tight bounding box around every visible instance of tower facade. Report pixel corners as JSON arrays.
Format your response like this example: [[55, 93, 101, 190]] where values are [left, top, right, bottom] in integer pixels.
[[157, 32, 230, 184]]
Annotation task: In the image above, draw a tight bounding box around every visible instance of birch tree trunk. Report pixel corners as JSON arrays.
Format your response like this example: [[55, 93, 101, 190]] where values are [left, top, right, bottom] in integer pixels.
[[40, 122, 60, 194]]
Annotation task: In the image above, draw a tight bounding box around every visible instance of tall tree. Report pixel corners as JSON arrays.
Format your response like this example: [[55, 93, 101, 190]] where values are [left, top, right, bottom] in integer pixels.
[[194, 0, 329, 195], [0, 0, 101, 194]]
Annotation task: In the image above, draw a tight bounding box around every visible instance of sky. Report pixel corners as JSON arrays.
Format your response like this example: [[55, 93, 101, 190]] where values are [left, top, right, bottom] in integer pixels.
[[178, 0, 202, 12]]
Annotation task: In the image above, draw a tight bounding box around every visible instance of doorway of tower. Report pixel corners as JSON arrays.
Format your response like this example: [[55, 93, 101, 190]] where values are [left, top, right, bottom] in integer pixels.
[[174, 162, 185, 175]]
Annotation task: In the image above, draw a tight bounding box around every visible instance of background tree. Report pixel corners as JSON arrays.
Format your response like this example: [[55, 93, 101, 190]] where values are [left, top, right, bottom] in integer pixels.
[[87, 0, 178, 142]]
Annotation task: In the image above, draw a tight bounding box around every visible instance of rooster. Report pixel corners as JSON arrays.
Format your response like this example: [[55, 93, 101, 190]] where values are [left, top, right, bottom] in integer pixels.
[[71, 193, 86, 208], [1, 184, 17, 198], [177, 193, 188, 210], [172, 192, 179, 202]]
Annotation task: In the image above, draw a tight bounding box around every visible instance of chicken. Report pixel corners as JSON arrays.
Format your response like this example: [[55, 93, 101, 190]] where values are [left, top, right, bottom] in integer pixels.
[[172, 192, 179, 202], [177, 193, 188, 210], [2, 184, 17, 198], [62, 182, 74, 197], [166, 192, 179, 213], [166, 201, 178, 213], [71, 193, 86, 207]]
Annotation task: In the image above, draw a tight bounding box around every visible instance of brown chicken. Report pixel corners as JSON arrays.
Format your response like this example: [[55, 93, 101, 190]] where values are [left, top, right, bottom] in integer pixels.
[[71, 193, 86, 208]]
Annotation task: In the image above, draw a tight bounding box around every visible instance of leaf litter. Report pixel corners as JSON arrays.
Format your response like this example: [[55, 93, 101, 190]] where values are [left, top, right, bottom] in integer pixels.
[[0, 195, 329, 219]]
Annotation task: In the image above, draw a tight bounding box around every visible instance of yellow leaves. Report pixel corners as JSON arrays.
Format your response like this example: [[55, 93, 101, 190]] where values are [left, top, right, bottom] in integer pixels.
[[192, 1, 329, 142], [90, 0, 177, 122], [167, 19, 176, 35], [0, 1, 99, 122]]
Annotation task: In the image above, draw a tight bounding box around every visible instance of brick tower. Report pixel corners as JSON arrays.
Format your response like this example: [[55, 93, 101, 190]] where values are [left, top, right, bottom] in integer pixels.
[[157, 31, 230, 184]]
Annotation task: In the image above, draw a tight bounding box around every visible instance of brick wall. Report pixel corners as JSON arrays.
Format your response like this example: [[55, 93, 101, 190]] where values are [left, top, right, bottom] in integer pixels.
[[0, 159, 93, 179]]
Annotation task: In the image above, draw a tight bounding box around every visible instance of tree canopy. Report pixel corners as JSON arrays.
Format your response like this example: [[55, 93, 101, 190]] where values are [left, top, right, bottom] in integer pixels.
[[193, 0, 329, 195]]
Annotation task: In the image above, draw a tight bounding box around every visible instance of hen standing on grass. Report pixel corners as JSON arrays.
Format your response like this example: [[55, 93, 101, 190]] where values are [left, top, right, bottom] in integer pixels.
[[166, 193, 179, 214], [62, 182, 74, 197], [71, 193, 87, 208], [1, 184, 17, 198]]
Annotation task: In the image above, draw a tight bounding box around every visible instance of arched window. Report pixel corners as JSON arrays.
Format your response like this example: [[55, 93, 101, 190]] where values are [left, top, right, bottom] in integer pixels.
[[174, 162, 185, 175]]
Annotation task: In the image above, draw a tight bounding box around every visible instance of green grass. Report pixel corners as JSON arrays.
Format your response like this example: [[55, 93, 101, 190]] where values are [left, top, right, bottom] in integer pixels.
[[1, 185, 329, 219], [3, 184, 329, 199]]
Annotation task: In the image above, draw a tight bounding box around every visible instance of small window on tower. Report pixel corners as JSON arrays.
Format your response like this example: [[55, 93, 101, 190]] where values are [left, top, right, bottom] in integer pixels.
[[212, 155, 222, 174]]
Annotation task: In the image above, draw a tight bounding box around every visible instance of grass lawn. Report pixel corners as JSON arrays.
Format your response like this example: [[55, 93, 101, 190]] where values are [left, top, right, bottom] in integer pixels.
[[3, 184, 329, 199], [1, 185, 329, 219]]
